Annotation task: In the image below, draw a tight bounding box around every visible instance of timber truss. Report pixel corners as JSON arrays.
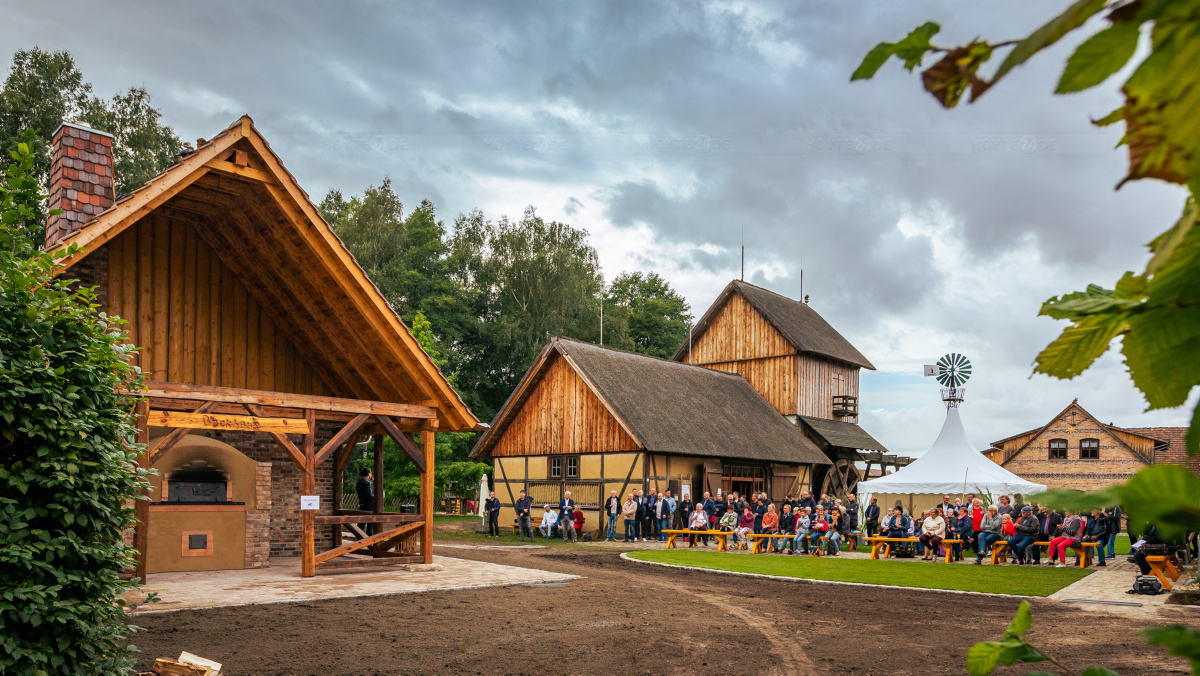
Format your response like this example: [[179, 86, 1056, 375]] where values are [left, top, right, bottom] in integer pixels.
[[128, 380, 438, 578]]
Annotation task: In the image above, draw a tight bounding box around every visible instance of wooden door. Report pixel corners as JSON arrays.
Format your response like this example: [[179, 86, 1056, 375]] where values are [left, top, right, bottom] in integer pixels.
[[771, 464, 799, 502], [703, 461, 722, 498]]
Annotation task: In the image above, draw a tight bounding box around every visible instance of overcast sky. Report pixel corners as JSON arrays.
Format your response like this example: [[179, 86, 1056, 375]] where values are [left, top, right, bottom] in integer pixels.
[[8, 1, 1194, 455]]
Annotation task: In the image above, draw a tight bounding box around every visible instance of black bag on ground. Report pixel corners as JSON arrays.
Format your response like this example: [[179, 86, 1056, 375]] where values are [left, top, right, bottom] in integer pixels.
[[1143, 543, 1169, 557], [1129, 575, 1164, 595], [583, 533, 593, 542]]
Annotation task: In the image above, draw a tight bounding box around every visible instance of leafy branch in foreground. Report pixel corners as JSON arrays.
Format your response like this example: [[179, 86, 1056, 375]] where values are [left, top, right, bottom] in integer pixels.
[[854, 0, 1200, 455]]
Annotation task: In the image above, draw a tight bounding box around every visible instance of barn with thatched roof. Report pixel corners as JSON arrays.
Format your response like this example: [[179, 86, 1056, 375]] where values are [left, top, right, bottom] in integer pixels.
[[470, 336, 830, 531]]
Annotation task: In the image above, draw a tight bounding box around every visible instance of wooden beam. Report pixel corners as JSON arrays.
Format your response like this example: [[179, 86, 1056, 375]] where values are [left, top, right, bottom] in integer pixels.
[[314, 514, 423, 525], [313, 521, 423, 564], [421, 429, 435, 564], [244, 403, 308, 469], [203, 158, 276, 184], [373, 435, 384, 516], [147, 409, 308, 434], [301, 408, 316, 578], [134, 400, 150, 581], [376, 415, 426, 473], [313, 414, 369, 466], [133, 381, 437, 419], [315, 555, 422, 572], [335, 437, 361, 475], [148, 401, 221, 465]]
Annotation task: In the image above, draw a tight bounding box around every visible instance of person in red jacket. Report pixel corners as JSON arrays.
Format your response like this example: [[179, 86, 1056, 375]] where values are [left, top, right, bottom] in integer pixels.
[[573, 506, 586, 537], [970, 499, 984, 554]]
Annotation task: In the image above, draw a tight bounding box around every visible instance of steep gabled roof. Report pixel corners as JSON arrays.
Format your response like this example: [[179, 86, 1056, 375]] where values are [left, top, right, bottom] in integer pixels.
[[49, 116, 479, 431], [472, 337, 830, 465], [998, 399, 1151, 466], [672, 280, 874, 369]]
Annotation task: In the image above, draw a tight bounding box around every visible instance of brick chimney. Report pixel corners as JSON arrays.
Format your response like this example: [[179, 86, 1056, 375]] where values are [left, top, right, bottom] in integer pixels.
[[46, 121, 115, 249]]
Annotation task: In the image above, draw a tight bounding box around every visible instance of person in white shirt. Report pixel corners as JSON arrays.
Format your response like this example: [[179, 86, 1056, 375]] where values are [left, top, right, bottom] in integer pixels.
[[538, 505, 558, 538]]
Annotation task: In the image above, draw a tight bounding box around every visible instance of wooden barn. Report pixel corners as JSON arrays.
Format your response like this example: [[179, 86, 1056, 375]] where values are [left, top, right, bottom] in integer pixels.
[[48, 117, 480, 578], [470, 337, 830, 531], [673, 280, 892, 497]]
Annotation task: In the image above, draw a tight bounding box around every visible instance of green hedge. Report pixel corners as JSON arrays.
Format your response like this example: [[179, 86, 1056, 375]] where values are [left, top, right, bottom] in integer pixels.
[[0, 133, 150, 673]]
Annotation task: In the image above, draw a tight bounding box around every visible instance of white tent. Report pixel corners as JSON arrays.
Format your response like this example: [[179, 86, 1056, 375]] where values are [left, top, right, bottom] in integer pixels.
[[858, 406, 1045, 514], [477, 474, 489, 527]]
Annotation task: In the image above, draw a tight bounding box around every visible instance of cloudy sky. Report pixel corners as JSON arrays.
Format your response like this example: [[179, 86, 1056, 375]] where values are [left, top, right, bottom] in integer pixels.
[[8, 1, 1194, 455]]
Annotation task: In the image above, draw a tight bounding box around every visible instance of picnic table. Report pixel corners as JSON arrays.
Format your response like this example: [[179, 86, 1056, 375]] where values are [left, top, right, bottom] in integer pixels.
[[1146, 553, 1182, 590], [863, 536, 962, 563], [661, 529, 729, 552], [990, 540, 1100, 568]]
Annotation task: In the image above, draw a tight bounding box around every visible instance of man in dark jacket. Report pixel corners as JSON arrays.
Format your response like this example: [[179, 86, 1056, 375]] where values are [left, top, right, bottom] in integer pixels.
[[559, 491, 577, 542], [634, 489, 648, 541], [798, 491, 817, 515], [515, 490, 534, 542], [356, 468, 375, 536], [603, 490, 621, 541], [1106, 504, 1123, 559], [645, 489, 659, 541], [1008, 506, 1039, 564], [864, 498, 881, 538], [1082, 508, 1110, 566], [485, 491, 501, 537], [846, 497, 860, 532]]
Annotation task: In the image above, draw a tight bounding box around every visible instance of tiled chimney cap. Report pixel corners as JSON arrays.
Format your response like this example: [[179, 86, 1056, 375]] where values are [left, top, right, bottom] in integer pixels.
[[52, 120, 114, 139]]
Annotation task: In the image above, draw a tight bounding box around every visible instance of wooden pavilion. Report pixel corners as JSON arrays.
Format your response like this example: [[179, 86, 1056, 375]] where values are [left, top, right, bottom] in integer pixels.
[[48, 117, 480, 577]]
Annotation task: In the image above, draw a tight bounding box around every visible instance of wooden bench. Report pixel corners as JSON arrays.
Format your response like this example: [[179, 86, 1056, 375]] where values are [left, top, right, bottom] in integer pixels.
[[863, 536, 962, 563], [994, 540, 1100, 568], [745, 533, 797, 554], [1146, 554, 1182, 590], [661, 529, 729, 552]]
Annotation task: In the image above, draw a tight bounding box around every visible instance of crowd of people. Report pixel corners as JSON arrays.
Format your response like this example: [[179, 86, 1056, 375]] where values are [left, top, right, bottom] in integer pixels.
[[866, 492, 1123, 567], [491, 486, 1138, 572]]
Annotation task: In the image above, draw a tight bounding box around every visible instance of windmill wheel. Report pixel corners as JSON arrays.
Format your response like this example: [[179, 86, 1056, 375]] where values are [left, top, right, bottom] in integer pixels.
[[820, 459, 861, 501]]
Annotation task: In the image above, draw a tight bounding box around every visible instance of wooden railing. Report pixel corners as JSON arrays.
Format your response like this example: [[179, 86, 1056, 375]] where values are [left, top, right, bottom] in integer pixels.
[[832, 395, 858, 418]]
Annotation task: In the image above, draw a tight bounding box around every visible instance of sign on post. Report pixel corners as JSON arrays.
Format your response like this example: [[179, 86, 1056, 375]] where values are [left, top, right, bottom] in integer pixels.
[[300, 495, 320, 510]]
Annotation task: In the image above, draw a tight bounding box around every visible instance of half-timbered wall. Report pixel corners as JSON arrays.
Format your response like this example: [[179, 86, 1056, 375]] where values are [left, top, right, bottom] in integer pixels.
[[999, 403, 1148, 490], [488, 354, 640, 457], [104, 215, 330, 395]]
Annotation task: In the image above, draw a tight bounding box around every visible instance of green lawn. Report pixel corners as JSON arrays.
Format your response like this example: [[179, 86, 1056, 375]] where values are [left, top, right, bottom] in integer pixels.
[[627, 550, 1092, 597]]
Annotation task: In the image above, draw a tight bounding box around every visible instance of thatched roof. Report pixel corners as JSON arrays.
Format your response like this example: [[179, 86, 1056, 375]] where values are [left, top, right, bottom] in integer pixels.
[[673, 280, 874, 370], [798, 415, 889, 452], [472, 337, 830, 466]]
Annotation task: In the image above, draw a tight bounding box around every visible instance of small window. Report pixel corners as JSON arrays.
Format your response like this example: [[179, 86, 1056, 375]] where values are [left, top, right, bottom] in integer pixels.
[[1049, 439, 1067, 460], [566, 456, 579, 479], [550, 457, 562, 478], [1080, 438, 1099, 460]]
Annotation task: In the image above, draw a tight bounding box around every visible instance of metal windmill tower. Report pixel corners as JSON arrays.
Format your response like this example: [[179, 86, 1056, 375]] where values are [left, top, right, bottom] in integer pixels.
[[924, 353, 972, 408]]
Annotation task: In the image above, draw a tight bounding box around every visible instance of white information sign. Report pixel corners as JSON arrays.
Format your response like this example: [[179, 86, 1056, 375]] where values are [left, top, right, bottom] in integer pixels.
[[300, 495, 320, 510]]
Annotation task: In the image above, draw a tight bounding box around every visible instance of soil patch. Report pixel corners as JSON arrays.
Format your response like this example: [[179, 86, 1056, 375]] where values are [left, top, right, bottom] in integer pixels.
[[128, 543, 1195, 675]]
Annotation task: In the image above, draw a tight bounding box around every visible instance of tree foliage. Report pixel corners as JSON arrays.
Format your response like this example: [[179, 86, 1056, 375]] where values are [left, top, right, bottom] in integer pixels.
[[855, 1, 1200, 671], [0, 132, 151, 673], [0, 48, 182, 207], [605, 271, 693, 359]]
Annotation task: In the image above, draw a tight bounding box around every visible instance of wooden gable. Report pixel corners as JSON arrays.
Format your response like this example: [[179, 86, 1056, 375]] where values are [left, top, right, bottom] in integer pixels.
[[487, 351, 641, 458], [105, 215, 328, 394], [51, 116, 477, 431], [1000, 401, 1152, 466]]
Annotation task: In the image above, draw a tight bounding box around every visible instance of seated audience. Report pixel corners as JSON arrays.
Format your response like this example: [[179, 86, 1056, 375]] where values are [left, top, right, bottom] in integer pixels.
[[735, 506, 756, 550], [918, 508, 945, 561], [539, 505, 558, 538], [975, 505, 1002, 565], [688, 502, 709, 547], [1046, 510, 1082, 567], [1008, 506, 1038, 565]]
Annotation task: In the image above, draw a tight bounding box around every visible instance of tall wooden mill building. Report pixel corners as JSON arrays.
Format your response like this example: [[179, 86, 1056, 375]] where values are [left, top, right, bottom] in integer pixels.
[[49, 117, 480, 577], [471, 280, 890, 532]]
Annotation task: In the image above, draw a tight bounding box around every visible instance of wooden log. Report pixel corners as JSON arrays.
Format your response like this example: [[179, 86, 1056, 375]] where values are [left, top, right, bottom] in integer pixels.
[[147, 410, 308, 434], [313, 413, 369, 466], [314, 521, 423, 563], [314, 555, 423, 572], [148, 401, 222, 464], [376, 415, 426, 473], [314, 514, 423, 525], [373, 434, 384, 515], [134, 400, 150, 581], [421, 428, 435, 564], [301, 409, 316, 578], [242, 403, 308, 469], [130, 381, 437, 419]]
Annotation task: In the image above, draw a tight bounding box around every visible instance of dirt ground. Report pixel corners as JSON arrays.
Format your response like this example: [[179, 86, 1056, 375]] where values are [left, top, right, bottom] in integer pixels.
[[130, 543, 1198, 675]]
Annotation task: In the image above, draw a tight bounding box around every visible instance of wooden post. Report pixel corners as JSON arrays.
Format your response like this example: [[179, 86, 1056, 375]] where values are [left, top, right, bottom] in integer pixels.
[[373, 434, 384, 515], [421, 427, 436, 564], [134, 399, 150, 581], [301, 408, 316, 577]]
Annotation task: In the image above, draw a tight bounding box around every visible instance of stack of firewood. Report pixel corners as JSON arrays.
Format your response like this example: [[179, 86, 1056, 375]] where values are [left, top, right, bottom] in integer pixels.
[[150, 652, 222, 675]]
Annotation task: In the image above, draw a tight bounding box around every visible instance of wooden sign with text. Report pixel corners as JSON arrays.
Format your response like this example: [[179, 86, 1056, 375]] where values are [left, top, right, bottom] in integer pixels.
[[147, 410, 307, 434]]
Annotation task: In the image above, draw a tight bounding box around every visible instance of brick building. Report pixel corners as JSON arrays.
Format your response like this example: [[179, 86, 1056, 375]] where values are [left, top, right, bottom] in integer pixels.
[[987, 399, 1191, 490]]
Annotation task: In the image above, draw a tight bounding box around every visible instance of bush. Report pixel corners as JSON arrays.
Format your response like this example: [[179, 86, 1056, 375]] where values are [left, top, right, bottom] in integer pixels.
[[0, 131, 150, 673]]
